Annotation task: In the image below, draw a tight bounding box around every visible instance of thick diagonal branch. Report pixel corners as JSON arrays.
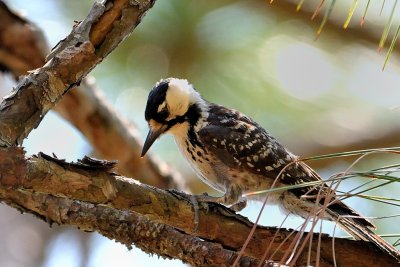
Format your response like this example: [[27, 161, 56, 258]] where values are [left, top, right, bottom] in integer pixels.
[[0, 0, 155, 147], [0, 0, 182, 189], [0, 147, 396, 267]]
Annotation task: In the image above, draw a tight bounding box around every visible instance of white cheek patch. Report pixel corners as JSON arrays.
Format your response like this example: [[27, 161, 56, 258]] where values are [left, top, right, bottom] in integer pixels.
[[165, 79, 192, 117], [157, 101, 167, 113]]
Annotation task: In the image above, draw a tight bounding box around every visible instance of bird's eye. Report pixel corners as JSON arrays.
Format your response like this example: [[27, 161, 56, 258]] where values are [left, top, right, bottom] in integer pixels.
[[158, 107, 169, 120]]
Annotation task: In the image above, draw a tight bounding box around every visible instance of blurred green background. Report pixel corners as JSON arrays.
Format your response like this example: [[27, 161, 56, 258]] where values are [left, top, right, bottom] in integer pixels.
[[1, 0, 400, 266]]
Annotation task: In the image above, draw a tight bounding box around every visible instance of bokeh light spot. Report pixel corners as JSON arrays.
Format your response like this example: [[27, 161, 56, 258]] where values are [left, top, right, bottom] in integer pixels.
[[275, 42, 337, 100]]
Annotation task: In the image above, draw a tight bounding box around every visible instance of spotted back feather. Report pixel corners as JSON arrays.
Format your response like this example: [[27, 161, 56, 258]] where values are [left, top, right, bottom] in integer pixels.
[[200, 104, 375, 228]]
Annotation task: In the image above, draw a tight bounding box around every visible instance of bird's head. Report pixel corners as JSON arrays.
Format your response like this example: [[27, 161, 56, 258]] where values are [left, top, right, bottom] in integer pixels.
[[141, 78, 206, 157]]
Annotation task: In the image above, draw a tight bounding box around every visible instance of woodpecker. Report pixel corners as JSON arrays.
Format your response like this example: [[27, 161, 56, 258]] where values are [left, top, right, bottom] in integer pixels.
[[141, 78, 399, 260]]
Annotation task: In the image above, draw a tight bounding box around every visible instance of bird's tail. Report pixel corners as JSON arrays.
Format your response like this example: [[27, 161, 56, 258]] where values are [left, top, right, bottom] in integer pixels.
[[299, 163, 400, 261], [327, 208, 400, 262]]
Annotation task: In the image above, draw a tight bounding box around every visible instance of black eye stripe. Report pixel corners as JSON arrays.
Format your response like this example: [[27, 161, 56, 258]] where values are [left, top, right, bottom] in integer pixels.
[[164, 103, 201, 131], [158, 107, 169, 120]]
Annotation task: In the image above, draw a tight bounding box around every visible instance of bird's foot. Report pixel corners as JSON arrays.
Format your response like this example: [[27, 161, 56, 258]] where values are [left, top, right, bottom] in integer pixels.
[[195, 189, 247, 211], [190, 187, 247, 232], [168, 189, 205, 233]]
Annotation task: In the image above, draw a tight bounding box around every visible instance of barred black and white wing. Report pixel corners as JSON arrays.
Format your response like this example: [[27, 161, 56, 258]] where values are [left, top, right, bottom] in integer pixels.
[[199, 104, 320, 194], [199, 104, 374, 226]]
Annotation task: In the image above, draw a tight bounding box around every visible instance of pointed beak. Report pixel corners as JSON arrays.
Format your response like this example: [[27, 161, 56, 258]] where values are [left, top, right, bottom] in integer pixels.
[[141, 124, 168, 157]]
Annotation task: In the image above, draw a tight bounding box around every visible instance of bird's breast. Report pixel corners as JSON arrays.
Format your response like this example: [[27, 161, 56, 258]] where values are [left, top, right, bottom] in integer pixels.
[[173, 133, 225, 192], [173, 133, 277, 197]]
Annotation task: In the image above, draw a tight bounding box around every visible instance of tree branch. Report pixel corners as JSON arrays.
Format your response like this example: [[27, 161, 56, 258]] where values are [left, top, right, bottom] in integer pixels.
[[0, 1, 47, 77], [0, 0, 183, 189], [0, 147, 396, 266], [0, 0, 155, 146], [1, 188, 260, 267]]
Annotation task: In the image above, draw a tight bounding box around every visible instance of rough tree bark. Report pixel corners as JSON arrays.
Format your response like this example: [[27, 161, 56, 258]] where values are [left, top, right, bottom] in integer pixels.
[[0, 147, 396, 266], [0, 1, 398, 266], [0, 0, 182, 189], [0, 0, 155, 145]]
